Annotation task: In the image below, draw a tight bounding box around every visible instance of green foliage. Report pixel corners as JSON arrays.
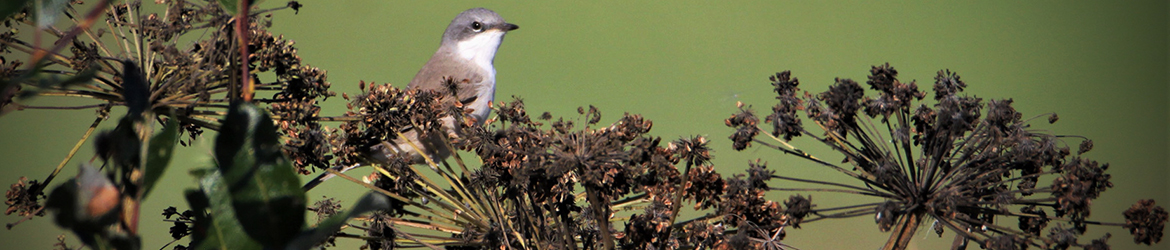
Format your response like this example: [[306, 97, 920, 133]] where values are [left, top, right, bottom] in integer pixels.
[[212, 102, 306, 248], [41, 62, 162, 250], [186, 169, 262, 250], [142, 119, 179, 199], [0, 0, 31, 21]]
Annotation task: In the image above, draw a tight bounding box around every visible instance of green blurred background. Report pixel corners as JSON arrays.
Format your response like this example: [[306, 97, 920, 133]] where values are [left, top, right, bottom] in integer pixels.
[[2, 1, 1167, 249]]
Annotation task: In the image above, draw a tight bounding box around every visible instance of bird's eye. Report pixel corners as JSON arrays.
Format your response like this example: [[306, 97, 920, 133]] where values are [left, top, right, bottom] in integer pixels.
[[471, 21, 483, 31]]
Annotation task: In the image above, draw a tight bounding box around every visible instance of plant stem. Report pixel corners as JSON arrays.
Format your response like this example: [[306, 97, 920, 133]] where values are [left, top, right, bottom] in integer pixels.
[[584, 186, 615, 250], [40, 106, 109, 194], [882, 211, 923, 250]]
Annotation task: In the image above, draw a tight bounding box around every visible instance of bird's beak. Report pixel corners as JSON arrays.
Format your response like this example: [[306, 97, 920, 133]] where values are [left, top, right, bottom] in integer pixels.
[[503, 23, 519, 31]]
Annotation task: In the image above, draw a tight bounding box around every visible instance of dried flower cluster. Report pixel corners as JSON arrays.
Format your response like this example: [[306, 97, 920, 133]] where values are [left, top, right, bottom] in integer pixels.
[[1124, 199, 1168, 245], [4, 1, 1163, 249], [2, 0, 324, 142], [291, 79, 820, 248], [325, 81, 452, 168], [5, 176, 43, 218], [1, 0, 329, 246], [726, 64, 1166, 249]]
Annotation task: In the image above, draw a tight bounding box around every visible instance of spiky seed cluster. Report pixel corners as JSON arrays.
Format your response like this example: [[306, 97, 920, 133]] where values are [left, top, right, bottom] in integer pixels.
[[726, 107, 760, 150], [5, 177, 43, 217], [718, 167, 786, 236], [621, 201, 677, 249], [1124, 199, 1169, 245], [449, 98, 817, 249], [684, 165, 723, 210], [1, 0, 335, 153], [766, 71, 804, 141], [726, 64, 1164, 249], [331, 81, 449, 167]]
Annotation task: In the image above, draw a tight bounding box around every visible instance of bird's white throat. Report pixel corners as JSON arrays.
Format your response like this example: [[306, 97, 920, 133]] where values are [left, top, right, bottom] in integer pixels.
[[454, 30, 505, 123], [455, 30, 505, 80]]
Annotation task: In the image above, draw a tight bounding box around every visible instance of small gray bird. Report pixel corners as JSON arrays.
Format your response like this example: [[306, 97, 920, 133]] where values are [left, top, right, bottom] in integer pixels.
[[303, 8, 518, 190]]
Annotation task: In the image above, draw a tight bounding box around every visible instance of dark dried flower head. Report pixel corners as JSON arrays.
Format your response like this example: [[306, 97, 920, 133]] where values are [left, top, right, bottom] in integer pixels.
[[867, 63, 899, 93], [275, 104, 333, 174], [681, 221, 725, 249], [783, 195, 812, 228], [5, 176, 44, 217], [554, 129, 633, 200], [820, 78, 864, 125], [1123, 199, 1167, 245], [804, 97, 840, 136], [333, 82, 449, 166], [496, 97, 534, 125], [621, 202, 674, 249], [674, 136, 711, 167], [1052, 158, 1112, 222], [1084, 234, 1111, 250], [363, 211, 398, 250], [586, 105, 602, 125], [368, 159, 423, 217], [727, 65, 1142, 249], [985, 99, 1022, 135], [910, 104, 935, 145], [858, 64, 925, 121], [161, 206, 195, 240], [169, 220, 190, 240], [985, 235, 1025, 250], [613, 113, 653, 142], [309, 197, 342, 224], [875, 200, 900, 232], [68, 41, 100, 72], [1018, 205, 1049, 236], [933, 69, 966, 100], [726, 107, 761, 150], [765, 71, 804, 141], [1046, 224, 1080, 249], [745, 160, 773, 190], [684, 165, 724, 210], [629, 137, 680, 189], [726, 228, 756, 249], [719, 174, 785, 233], [1078, 139, 1094, 155]]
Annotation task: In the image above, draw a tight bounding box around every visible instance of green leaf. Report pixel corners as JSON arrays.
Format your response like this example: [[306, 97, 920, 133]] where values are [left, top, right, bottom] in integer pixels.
[[187, 169, 262, 250], [214, 101, 305, 248], [284, 193, 392, 250], [0, 0, 31, 26], [141, 118, 180, 199], [100, 116, 142, 172], [217, 0, 263, 15]]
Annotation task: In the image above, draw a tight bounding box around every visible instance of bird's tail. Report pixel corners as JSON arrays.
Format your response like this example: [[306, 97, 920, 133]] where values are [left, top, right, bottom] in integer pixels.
[[302, 163, 363, 191]]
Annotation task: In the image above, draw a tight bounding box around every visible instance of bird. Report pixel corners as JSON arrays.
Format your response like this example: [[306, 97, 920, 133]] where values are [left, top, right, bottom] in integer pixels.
[[302, 8, 518, 191]]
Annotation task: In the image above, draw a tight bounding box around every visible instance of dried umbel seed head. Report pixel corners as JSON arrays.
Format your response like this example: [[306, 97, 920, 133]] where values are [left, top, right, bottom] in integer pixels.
[[5, 176, 43, 217], [726, 65, 1147, 249], [1124, 199, 1168, 245], [726, 108, 760, 150]]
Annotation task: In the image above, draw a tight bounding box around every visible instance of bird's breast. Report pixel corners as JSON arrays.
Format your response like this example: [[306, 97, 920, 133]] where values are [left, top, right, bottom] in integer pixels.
[[455, 30, 505, 80]]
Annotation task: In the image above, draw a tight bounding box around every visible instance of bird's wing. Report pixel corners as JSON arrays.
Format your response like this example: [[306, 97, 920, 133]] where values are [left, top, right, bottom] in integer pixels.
[[407, 52, 488, 107]]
